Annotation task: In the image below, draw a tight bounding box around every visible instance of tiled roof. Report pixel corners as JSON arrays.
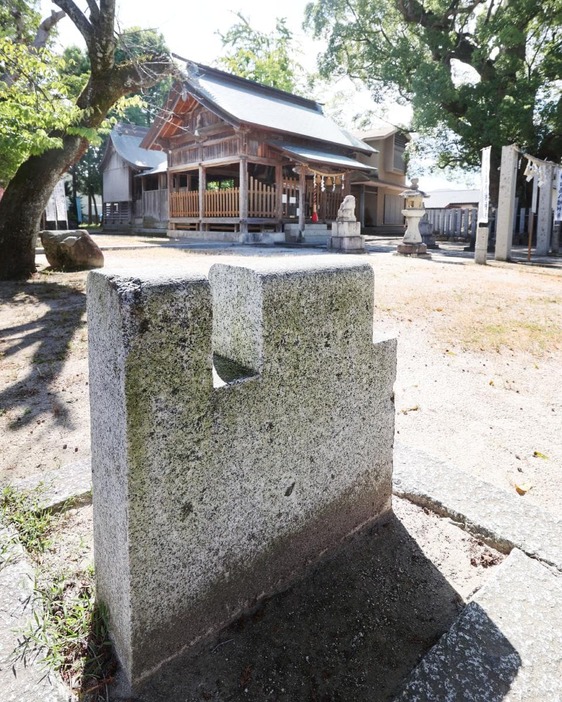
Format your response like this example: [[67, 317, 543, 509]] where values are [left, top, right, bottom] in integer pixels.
[[184, 63, 375, 155], [270, 142, 374, 171], [110, 123, 167, 170]]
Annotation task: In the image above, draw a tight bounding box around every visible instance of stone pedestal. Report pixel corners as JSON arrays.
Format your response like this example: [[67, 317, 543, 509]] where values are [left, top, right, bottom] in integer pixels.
[[329, 219, 365, 253], [396, 241, 428, 256], [328, 195, 366, 253]]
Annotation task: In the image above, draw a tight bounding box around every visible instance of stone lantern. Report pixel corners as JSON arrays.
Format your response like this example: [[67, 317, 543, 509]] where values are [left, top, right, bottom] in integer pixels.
[[397, 178, 430, 257]]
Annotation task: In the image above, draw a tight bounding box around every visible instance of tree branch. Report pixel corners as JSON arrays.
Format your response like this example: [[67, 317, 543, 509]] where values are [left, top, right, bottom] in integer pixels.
[[53, 0, 93, 45], [32, 10, 67, 49], [85, 0, 100, 21]]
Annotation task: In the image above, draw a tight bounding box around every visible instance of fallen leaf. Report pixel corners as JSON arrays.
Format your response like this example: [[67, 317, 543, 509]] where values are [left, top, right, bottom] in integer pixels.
[[400, 405, 420, 415], [515, 482, 532, 495]]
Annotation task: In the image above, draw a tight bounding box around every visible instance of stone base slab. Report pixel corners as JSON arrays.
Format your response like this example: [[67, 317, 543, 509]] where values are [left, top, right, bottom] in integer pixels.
[[88, 260, 396, 689], [396, 242, 430, 257], [329, 235, 366, 253]]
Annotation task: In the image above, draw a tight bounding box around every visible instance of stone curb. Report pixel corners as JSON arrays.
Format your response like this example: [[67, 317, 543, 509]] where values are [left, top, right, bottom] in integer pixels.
[[394, 548, 562, 701], [9, 459, 92, 513], [0, 525, 69, 702], [394, 442, 562, 572]]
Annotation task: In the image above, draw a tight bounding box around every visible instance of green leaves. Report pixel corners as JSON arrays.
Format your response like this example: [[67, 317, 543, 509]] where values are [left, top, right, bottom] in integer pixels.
[[0, 38, 84, 183], [218, 14, 307, 94], [304, 0, 562, 168]]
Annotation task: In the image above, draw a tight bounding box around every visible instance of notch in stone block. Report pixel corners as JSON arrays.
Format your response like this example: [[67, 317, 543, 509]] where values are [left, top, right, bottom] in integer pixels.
[[87, 259, 397, 693]]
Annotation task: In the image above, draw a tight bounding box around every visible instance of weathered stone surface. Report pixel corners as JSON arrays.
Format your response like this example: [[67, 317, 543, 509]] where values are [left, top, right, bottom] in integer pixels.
[[329, 233, 366, 253], [0, 525, 68, 702], [87, 259, 396, 690], [11, 458, 91, 512], [396, 241, 428, 256], [395, 549, 562, 701], [394, 443, 562, 571], [41, 230, 104, 271], [329, 198, 365, 253], [336, 195, 357, 222]]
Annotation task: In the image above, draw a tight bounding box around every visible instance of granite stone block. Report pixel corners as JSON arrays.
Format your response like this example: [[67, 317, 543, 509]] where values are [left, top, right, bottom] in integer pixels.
[[87, 259, 396, 690]]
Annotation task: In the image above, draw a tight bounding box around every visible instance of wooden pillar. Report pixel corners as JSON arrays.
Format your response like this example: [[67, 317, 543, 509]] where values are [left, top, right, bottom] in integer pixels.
[[298, 166, 306, 235], [275, 164, 283, 221], [239, 158, 248, 235], [495, 144, 518, 261], [198, 165, 205, 229]]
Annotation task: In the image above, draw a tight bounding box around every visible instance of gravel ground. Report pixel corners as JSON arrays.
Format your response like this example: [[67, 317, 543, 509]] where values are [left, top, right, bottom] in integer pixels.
[[1, 238, 559, 701], [1, 239, 560, 516]]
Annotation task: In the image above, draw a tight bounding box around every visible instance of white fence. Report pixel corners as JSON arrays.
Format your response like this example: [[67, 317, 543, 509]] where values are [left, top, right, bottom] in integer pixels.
[[426, 206, 545, 243], [425, 207, 478, 240]]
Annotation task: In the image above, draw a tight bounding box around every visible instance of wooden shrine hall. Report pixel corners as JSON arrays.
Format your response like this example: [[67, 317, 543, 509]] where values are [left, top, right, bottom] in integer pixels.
[[140, 61, 376, 241]]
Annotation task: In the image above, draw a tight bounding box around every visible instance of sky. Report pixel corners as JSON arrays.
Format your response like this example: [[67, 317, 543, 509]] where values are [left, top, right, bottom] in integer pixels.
[[40, 0, 476, 190]]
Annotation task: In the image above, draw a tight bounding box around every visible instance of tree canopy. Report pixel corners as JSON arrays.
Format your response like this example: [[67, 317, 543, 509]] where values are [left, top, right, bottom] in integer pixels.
[[305, 0, 562, 170], [0, 1, 73, 184], [218, 13, 306, 94], [0, 0, 176, 279], [0, 37, 81, 184]]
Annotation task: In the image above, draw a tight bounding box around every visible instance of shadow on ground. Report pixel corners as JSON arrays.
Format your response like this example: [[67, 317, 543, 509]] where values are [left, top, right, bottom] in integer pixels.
[[0, 279, 86, 430], [116, 510, 520, 702]]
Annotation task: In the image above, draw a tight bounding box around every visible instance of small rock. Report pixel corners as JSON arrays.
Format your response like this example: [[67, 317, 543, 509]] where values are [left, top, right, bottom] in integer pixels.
[[40, 230, 104, 271]]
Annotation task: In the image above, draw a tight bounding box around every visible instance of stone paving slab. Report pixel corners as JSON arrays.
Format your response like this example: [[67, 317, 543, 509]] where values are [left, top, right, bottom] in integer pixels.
[[10, 459, 91, 512], [0, 525, 69, 702], [394, 549, 562, 701], [394, 442, 562, 571]]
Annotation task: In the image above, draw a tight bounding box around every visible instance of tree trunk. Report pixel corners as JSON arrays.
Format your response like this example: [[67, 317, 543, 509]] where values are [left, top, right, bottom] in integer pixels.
[[0, 58, 172, 279], [0, 135, 87, 279]]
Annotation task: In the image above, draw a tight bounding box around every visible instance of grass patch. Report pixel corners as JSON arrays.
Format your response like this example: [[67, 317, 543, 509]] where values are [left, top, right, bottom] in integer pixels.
[[462, 319, 562, 353], [1, 487, 115, 700], [17, 569, 116, 699], [444, 314, 562, 355], [1, 485, 55, 554]]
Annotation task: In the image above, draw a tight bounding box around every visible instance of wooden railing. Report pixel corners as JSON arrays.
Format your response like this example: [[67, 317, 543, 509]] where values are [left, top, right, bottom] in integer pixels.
[[205, 188, 239, 217], [248, 176, 275, 218], [170, 190, 198, 217], [170, 180, 277, 219], [169, 178, 346, 221]]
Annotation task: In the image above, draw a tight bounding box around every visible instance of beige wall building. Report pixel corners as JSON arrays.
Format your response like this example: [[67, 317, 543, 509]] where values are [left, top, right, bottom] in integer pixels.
[[351, 127, 410, 235]]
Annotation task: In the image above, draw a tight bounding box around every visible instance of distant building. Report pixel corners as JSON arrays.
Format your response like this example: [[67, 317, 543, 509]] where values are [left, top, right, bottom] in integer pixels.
[[425, 189, 480, 209], [351, 127, 411, 235], [140, 61, 375, 242], [101, 123, 168, 232]]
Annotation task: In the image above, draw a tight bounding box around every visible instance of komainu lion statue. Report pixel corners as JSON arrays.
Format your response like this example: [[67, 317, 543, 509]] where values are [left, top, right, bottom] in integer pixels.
[[336, 195, 356, 222]]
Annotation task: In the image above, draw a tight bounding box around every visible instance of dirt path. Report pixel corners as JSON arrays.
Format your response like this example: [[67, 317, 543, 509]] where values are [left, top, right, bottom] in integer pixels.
[[1, 243, 560, 517]]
